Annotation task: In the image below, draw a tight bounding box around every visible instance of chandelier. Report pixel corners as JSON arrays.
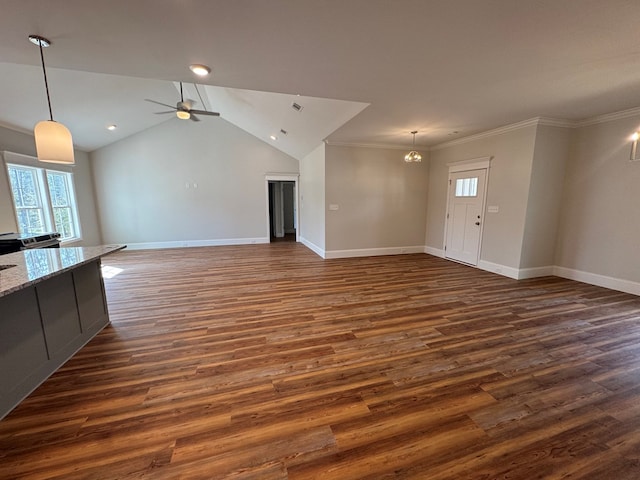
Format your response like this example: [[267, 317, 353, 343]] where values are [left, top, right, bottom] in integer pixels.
[[404, 131, 422, 163]]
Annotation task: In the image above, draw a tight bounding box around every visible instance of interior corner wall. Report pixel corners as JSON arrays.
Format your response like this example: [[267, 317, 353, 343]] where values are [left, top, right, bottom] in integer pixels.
[[90, 118, 298, 246], [555, 114, 640, 284], [519, 125, 571, 270], [324, 144, 429, 253], [299, 143, 326, 252], [0, 126, 102, 245], [426, 125, 537, 270]]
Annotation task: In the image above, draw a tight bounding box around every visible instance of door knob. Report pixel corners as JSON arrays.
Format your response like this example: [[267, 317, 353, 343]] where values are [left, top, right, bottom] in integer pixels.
[[475, 221, 480, 226]]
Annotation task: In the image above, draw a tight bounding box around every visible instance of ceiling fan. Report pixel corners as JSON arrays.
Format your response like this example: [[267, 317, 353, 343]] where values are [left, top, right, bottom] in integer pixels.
[[145, 82, 219, 122]]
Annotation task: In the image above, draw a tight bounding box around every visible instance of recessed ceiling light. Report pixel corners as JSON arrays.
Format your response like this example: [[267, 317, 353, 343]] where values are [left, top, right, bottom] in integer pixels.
[[270, 135, 278, 141], [107, 124, 117, 131], [189, 64, 211, 76]]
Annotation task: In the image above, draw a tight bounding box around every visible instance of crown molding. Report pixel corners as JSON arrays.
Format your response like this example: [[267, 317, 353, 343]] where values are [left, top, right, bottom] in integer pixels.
[[0, 121, 33, 137], [536, 117, 577, 128], [325, 107, 640, 153], [574, 106, 640, 127], [431, 118, 544, 151]]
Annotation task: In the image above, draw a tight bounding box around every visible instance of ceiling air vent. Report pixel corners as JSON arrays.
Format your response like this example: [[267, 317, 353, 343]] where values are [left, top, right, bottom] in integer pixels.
[[280, 129, 288, 135], [291, 102, 303, 112]]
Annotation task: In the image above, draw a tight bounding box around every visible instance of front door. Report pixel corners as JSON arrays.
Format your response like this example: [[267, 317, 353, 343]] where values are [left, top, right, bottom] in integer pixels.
[[445, 169, 487, 265]]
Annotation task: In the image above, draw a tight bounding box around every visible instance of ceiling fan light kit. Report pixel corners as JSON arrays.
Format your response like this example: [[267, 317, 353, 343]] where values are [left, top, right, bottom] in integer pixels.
[[176, 110, 191, 120], [29, 35, 75, 165], [145, 82, 220, 122], [404, 131, 422, 163]]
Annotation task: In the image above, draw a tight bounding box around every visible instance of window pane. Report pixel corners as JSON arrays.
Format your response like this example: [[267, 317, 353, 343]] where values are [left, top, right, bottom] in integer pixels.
[[46, 170, 79, 240], [16, 208, 46, 233], [47, 172, 70, 207], [454, 177, 478, 197], [7, 165, 46, 234], [53, 207, 75, 239]]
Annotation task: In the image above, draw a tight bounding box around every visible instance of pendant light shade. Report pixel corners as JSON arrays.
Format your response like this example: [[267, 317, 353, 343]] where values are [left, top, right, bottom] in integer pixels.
[[34, 120, 75, 164], [29, 35, 75, 165], [404, 131, 422, 163]]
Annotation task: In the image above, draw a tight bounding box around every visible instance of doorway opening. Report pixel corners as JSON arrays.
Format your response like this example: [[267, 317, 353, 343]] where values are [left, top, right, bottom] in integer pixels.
[[265, 173, 299, 243], [268, 181, 296, 242]]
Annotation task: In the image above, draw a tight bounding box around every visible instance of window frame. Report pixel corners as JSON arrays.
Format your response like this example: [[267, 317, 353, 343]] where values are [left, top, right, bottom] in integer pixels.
[[3, 151, 82, 244]]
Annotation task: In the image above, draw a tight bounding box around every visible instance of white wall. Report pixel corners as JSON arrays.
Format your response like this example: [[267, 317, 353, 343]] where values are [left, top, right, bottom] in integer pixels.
[[0, 126, 101, 245], [324, 145, 429, 255], [555, 114, 640, 284], [519, 125, 570, 270], [90, 118, 298, 247], [299, 143, 326, 253], [427, 124, 538, 270]]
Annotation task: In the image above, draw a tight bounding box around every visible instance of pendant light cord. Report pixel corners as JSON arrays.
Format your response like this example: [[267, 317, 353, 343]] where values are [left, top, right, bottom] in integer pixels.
[[37, 39, 54, 121]]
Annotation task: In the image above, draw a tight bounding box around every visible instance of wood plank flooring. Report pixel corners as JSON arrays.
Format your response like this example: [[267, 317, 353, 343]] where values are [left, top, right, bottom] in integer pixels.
[[2, 243, 640, 479]]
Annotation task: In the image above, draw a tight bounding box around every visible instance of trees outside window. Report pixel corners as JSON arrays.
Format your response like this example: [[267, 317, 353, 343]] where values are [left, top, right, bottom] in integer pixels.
[[7, 163, 81, 241]]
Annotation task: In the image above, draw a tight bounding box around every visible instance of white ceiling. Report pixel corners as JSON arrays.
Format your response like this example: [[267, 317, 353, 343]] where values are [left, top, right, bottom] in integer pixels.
[[1, 0, 640, 158]]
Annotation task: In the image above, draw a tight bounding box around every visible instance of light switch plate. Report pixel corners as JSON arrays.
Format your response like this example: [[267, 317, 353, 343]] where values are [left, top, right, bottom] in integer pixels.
[[329, 204, 339, 211], [487, 205, 499, 213]]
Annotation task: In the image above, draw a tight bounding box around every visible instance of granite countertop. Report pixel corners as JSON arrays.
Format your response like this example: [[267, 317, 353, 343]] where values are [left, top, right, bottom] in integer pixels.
[[0, 245, 126, 298]]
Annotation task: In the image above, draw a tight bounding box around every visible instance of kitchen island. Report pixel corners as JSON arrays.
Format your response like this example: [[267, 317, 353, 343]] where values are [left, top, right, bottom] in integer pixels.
[[0, 245, 125, 419]]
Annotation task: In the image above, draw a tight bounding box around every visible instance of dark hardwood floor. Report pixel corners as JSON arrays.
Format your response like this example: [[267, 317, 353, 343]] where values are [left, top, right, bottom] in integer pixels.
[[1, 243, 640, 479]]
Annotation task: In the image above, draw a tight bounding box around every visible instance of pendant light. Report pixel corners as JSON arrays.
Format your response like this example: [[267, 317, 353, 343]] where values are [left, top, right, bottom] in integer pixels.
[[404, 131, 422, 163], [29, 35, 75, 165]]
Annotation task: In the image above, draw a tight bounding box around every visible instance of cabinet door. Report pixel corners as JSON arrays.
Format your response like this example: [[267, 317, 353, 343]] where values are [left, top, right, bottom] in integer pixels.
[[37, 272, 82, 357], [0, 288, 48, 400], [73, 261, 109, 333]]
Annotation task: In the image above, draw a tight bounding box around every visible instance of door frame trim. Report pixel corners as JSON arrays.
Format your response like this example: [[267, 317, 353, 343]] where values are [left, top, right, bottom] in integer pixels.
[[265, 173, 300, 242], [443, 157, 491, 265], [447, 156, 491, 172]]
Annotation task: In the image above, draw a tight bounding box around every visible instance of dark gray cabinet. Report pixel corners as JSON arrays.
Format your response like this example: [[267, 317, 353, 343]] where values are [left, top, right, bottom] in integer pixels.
[[0, 259, 111, 419]]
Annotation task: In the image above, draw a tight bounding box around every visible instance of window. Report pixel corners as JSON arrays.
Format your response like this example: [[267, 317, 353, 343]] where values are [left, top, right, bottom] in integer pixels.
[[6, 163, 81, 241], [455, 177, 478, 197]]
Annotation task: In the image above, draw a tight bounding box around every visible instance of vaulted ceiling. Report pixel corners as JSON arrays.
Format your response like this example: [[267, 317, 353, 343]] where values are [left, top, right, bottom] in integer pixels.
[[1, 0, 640, 159]]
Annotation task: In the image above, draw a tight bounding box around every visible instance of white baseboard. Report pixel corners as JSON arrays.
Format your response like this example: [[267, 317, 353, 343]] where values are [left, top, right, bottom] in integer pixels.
[[477, 260, 521, 280], [554, 266, 640, 296], [517, 266, 555, 279], [124, 237, 270, 251], [324, 245, 425, 259], [424, 246, 445, 257], [476, 261, 555, 280], [299, 237, 326, 258]]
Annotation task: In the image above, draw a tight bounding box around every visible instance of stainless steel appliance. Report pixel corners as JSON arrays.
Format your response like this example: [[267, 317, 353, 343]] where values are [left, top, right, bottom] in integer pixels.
[[0, 232, 61, 254]]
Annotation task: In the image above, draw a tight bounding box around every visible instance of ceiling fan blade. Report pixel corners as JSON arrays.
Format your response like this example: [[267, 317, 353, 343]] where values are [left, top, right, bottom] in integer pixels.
[[189, 114, 200, 122], [154, 110, 175, 114], [190, 109, 220, 117], [145, 99, 176, 109]]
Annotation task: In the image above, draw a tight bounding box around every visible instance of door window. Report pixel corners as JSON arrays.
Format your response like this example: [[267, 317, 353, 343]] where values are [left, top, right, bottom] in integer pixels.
[[454, 177, 478, 197]]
